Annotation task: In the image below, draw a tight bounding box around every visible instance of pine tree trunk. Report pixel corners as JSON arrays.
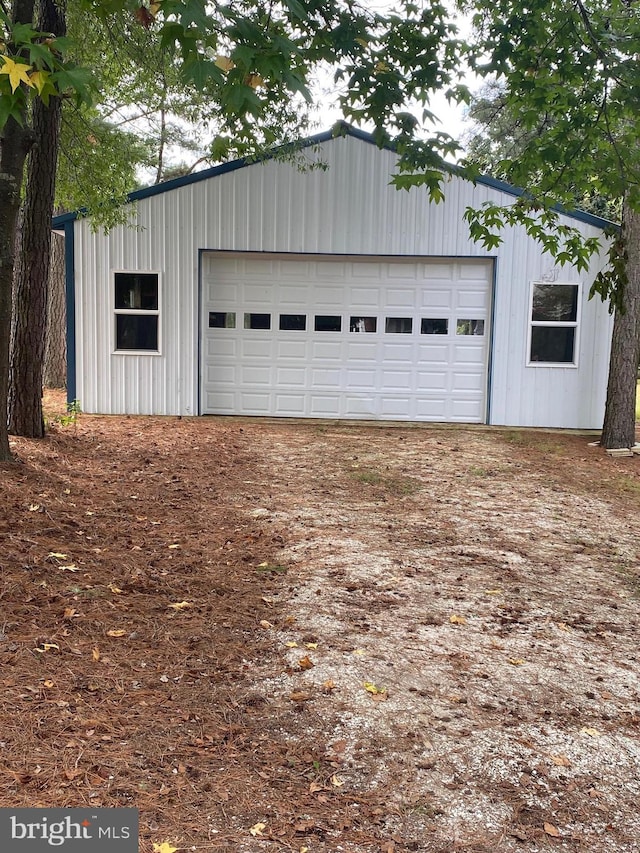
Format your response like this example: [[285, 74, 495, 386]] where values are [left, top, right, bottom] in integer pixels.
[[8, 0, 65, 437], [0, 0, 36, 460], [43, 225, 66, 388], [601, 199, 640, 449]]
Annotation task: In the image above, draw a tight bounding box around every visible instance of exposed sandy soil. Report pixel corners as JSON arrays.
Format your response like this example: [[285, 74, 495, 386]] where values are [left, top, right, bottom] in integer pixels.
[[1, 393, 639, 853]]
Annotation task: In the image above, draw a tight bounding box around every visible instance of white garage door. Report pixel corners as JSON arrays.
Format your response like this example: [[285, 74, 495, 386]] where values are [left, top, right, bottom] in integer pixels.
[[200, 253, 492, 422]]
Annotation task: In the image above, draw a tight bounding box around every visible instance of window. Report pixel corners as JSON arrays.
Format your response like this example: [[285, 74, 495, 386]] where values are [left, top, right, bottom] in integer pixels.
[[528, 283, 579, 365], [314, 315, 342, 332], [114, 272, 159, 351], [456, 319, 484, 336], [209, 312, 236, 328], [350, 316, 377, 333], [385, 317, 413, 334], [421, 318, 448, 335], [279, 314, 306, 331], [244, 313, 271, 330]]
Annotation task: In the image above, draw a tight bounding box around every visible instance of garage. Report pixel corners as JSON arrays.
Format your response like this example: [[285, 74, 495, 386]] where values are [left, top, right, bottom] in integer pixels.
[[201, 252, 493, 421], [55, 124, 613, 428]]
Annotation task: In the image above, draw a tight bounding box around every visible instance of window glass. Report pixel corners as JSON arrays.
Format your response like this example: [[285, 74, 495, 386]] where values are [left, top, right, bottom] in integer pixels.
[[244, 313, 271, 330], [532, 284, 578, 322], [314, 315, 342, 332], [209, 311, 236, 328], [530, 326, 576, 363], [385, 317, 413, 334], [456, 319, 484, 336], [350, 316, 377, 333], [115, 273, 158, 310], [116, 314, 158, 351], [279, 314, 306, 331], [421, 318, 448, 335]]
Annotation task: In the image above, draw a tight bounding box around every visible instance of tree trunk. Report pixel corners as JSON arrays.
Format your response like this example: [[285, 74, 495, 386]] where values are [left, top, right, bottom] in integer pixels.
[[601, 199, 640, 449], [8, 0, 65, 437], [0, 0, 37, 461], [43, 224, 66, 388]]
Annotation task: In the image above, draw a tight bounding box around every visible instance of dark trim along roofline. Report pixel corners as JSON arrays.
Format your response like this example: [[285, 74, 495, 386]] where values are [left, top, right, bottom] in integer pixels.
[[51, 122, 616, 232]]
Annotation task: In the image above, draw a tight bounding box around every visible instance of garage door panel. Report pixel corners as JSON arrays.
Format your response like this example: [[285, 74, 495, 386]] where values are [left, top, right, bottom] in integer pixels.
[[382, 343, 413, 362], [418, 370, 448, 390], [310, 395, 341, 416], [385, 288, 416, 308], [205, 336, 237, 358], [276, 367, 307, 386], [279, 285, 310, 305], [418, 343, 450, 363], [202, 254, 491, 422], [205, 364, 236, 384], [241, 339, 274, 358], [457, 290, 488, 310], [348, 341, 378, 360], [452, 372, 484, 391], [313, 286, 344, 307], [312, 368, 341, 387], [277, 340, 307, 359], [350, 287, 381, 307], [421, 289, 453, 309], [382, 370, 412, 389], [312, 341, 343, 360], [241, 365, 271, 385], [240, 392, 271, 411], [347, 368, 377, 389], [453, 343, 485, 364], [275, 394, 306, 414]]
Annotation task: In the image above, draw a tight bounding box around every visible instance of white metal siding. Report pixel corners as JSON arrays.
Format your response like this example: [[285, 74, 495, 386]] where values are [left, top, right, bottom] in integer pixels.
[[72, 134, 613, 427]]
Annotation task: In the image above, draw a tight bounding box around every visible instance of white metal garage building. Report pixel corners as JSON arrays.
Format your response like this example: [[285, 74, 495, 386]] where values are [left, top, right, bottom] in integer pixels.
[[54, 125, 614, 429]]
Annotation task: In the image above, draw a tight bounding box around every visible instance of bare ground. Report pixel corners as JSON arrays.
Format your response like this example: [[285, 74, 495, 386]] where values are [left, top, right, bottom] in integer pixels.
[[1, 393, 639, 853]]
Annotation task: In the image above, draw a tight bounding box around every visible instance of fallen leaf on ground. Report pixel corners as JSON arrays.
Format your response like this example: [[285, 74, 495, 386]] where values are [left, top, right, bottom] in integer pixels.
[[106, 629, 126, 637], [485, 589, 503, 595], [330, 774, 344, 787], [449, 614, 467, 625], [285, 641, 298, 648], [152, 843, 178, 853], [35, 643, 59, 653], [168, 544, 180, 549], [290, 691, 312, 702], [108, 583, 123, 594], [581, 727, 601, 737], [48, 552, 68, 559], [59, 565, 80, 572], [323, 679, 337, 690], [509, 658, 526, 666], [298, 655, 314, 670], [305, 642, 318, 649], [249, 822, 266, 837], [551, 754, 571, 767], [63, 607, 76, 619], [259, 620, 273, 629], [364, 681, 386, 696], [42, 680, 54, 688], [544, 822, 561, 838], [92, 647, 100, 661], [167, 601, 193, 611]]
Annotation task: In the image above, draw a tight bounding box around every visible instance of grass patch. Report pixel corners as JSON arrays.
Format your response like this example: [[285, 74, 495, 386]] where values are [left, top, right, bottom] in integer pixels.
[[349, 467, 422, 495]]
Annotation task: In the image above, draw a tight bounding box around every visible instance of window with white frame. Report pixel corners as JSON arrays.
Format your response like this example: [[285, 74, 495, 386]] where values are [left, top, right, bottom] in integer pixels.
[[114, 272, 159, 352], [528, 282, 579, 365]]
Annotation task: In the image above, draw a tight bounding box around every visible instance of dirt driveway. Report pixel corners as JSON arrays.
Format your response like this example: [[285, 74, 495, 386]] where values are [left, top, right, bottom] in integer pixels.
[[1, 405, 639, 852]]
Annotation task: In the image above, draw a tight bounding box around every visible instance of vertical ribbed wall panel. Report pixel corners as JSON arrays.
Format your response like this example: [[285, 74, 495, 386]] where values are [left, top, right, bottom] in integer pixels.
[[72, 133, 613, 426]]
